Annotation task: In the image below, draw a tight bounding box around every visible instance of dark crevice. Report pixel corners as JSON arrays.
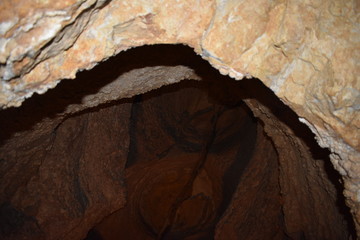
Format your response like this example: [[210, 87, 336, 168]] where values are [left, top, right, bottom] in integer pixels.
[[125, 95, 143, 168], [216, 110, 258, 220]]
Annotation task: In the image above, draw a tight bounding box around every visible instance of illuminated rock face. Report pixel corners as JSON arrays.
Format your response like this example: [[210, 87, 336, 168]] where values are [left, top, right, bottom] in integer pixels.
[[0, 0, 359, 239]]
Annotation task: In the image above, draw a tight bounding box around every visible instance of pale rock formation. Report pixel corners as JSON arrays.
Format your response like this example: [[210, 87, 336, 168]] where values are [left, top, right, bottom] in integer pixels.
[[0, 0, 359, 237]]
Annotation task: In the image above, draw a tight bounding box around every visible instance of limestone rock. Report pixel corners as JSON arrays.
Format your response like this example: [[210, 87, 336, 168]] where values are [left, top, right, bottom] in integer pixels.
[[0, 0, 359, 237]]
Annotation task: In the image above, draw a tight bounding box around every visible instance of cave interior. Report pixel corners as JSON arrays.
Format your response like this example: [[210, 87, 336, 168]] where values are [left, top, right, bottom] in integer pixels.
[[0, 45, 356, 240]]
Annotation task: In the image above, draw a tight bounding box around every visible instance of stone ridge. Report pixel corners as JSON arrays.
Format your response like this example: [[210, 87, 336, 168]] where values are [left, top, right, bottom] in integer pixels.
[[0, 0, 359, 236]]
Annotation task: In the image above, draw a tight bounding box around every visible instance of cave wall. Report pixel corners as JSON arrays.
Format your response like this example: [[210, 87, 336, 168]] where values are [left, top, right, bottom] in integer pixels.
[[0, 0, 359, 237], [0, 75, 353, 239], [0, 101, 132, 239]]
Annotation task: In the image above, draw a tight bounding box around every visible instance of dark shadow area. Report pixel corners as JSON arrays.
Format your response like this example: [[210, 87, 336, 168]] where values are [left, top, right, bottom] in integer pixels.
[[83, 229, 103, 240], [0, 44, 340, 161], [0, 202, 42, 239], [0, 44, 211, 146]]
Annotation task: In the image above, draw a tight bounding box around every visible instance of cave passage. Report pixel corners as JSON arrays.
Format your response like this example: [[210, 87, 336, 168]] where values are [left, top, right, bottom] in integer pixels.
[[90, 79, 266, 240], [0, 45, 355, 240]]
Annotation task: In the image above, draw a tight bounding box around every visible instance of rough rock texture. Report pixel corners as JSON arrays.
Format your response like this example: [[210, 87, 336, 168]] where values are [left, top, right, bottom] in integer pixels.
[[0, 101, 131, 240], [92, 79, 351, 240], [237, 79, 354, 239], [94, 81, 261, 240], [0, 0, 359, 237], [0, 70, 354, 239]]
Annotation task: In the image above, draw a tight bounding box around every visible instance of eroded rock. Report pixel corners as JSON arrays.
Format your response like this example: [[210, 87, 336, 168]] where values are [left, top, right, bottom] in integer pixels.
[[0, 65, 354, 239], [0, 0, 359, 237]]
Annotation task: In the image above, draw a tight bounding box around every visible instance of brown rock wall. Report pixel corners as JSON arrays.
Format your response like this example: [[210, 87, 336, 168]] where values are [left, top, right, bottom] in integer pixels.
[[0, 102, 131, 240], [0, 0, 359, 235], [0, 71, 354, 239]]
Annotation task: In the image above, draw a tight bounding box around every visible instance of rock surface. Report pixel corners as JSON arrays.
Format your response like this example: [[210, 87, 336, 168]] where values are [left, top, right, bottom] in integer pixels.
[[0, 102, 131, 240], [92, 79, 351, 240], [0, 69, 354, 239], [0, 0, 359, 237]]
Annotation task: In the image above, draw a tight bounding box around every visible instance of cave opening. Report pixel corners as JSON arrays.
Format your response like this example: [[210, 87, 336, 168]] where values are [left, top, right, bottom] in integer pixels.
[[0, 45, 355, 240]]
